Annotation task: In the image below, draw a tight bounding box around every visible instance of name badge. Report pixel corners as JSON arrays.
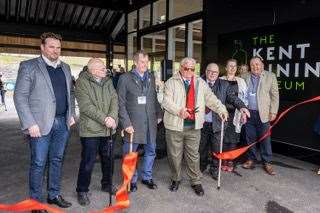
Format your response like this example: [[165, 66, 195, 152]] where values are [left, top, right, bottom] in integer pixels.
[[137, 96, 147, 104]]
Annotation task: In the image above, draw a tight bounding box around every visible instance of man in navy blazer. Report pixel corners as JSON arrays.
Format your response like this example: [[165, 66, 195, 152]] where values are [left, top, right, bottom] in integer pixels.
[[14, 32, 75, 213]]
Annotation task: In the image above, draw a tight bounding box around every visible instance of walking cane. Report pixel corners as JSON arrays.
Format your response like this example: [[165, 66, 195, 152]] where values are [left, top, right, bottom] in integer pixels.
[[217, 120, 225, 190], [121, 130, 134, 192], [108, 135, 114, 206]]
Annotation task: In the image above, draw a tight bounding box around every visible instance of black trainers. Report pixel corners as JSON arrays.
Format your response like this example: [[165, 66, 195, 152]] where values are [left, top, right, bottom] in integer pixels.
[[77, 192, 90, 206]]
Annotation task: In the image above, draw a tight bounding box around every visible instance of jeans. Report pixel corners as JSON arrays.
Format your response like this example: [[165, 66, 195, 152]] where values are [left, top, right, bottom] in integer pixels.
[[122, 129, 156, 184], [76, 137, 114, 192], [245, 110, 272, 163], [29, 116, 69, 201]]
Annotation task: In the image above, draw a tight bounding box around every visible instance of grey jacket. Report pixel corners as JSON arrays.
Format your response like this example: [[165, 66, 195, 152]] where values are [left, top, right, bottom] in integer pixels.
[[117, 70, 162, 144], [14, 57, 75, 135]]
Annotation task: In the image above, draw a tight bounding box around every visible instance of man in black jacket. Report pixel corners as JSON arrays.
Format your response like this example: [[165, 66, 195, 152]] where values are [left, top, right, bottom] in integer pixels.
[[199, 63, 250, 179]]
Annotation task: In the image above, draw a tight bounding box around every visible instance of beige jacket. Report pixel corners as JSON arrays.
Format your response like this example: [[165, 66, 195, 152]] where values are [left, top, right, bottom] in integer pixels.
[[243, 70, 279, 123], [162, 73, 228, 131]]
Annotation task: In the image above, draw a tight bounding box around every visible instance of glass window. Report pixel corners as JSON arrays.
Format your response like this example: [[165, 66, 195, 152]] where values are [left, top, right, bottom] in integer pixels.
[[189, 20, 202, 75], [153, 0, 166, 25], [112, 54, 126, 72], [169, 0, 203, 20], [128, 11, 137, 32], [113, 45, 125, 53], [141, 30, 166, 53], [139, 5, 151, 29], [140, 30, 166, 103], [168, 24, 186, 74], [127, 32, 137, 71]]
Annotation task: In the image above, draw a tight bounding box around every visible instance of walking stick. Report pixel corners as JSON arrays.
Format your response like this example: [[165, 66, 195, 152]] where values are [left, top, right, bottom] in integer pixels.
[[108, 135, 114, 206], [121, 130, 134, 192], [217, 120, 225, 190]]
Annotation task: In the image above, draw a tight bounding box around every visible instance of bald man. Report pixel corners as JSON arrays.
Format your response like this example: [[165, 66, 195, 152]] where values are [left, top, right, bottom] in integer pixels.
[[75, 58, 118, 206], [199, 63, 249, 179]]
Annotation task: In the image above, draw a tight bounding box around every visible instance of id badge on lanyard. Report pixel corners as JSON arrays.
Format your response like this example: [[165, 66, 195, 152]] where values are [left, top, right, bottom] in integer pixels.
[[137, 96, 147, 105]]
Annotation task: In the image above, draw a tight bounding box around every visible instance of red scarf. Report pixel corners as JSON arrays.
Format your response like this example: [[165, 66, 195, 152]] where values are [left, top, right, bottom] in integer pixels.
[[186, 76, 195, 120]]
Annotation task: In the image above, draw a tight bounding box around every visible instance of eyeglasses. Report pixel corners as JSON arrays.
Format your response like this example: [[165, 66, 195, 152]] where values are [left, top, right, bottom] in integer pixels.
[[207, 69, 219, 74], [182, 66, 195, 72]]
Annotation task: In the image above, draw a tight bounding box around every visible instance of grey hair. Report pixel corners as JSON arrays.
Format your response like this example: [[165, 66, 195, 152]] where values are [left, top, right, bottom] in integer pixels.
[[87, 58, 104, 71], [180, 57, 196, 66], [205, 63, 219, 71]]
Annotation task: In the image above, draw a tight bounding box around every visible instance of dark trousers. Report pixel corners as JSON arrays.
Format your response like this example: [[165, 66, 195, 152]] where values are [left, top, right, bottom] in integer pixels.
[[199, 122, 221, 171], [0, 90, 5, 105], [223, 119, 239, 152], [76, 136, 114, 192], [29, 116, 69, 201], [245, 110, 272, 163]]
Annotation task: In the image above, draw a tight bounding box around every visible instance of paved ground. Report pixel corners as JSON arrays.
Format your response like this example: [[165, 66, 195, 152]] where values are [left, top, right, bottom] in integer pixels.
[[1, 96, 320, 213]]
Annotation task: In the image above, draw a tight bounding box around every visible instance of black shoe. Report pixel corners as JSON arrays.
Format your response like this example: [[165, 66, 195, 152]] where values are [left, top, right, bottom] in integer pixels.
[[169, 180, 180, 192], [191, 184, 204, 196], [200, 165, 207, 173], [141, 179, 158, 189], [47, 195, 72, 208], [31, 210, 48, 213], [130, 183, 138, 192], [102, 185, 118, 195], [77, 192, 90, 206], [209, 167, 219, 180]]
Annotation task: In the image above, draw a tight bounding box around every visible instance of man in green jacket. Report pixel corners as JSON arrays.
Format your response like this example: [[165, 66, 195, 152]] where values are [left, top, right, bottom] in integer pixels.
[[75, 58, 118, 206]]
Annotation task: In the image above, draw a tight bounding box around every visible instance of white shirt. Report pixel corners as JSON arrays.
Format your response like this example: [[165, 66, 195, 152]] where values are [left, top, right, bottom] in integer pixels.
[[42, 55, 61, 69]]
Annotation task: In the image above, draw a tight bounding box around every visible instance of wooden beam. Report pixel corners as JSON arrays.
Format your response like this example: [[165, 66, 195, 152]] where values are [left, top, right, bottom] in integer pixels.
[[67, 4, 77, 26], [82, 7, 93, 28], [5, 0, 10, 21], [15, 0, 21, 22], [43, 0, 52, 24], [25, 0, 31, 22], [35, 0, 42, 23], [58, 2, 68, 25], [88, 8, 101, 29], [51, 0, 60, 24], [75, 5, 86, 27], [99, 10, 114, 30]]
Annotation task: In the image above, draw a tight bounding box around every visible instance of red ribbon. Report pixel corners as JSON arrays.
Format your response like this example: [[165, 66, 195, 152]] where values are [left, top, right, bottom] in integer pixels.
[[89, 152, 138, 213], [0, 199, 64, 213], [214, 96, 320, 160], [0, 152, 138, 213]]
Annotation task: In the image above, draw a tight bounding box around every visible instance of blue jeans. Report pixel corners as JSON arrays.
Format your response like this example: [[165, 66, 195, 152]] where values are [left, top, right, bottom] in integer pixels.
[[122, 130, 156, 184], [245, 110, 272, 163], [29, 116, 69, 201], [76, 137, 114, 192]]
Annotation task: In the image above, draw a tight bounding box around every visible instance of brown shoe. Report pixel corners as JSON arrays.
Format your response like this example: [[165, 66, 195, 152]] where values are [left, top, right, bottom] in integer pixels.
[[242, 160, 255, 169], [263, 163, 276, 175]]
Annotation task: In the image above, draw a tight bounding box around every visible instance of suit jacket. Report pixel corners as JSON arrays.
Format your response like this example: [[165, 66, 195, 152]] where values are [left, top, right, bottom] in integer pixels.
[[243, 70, 279, 123], [202, 76, 246, 132], [14, 57, 75, 135], [117, 70, 162, 144]]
